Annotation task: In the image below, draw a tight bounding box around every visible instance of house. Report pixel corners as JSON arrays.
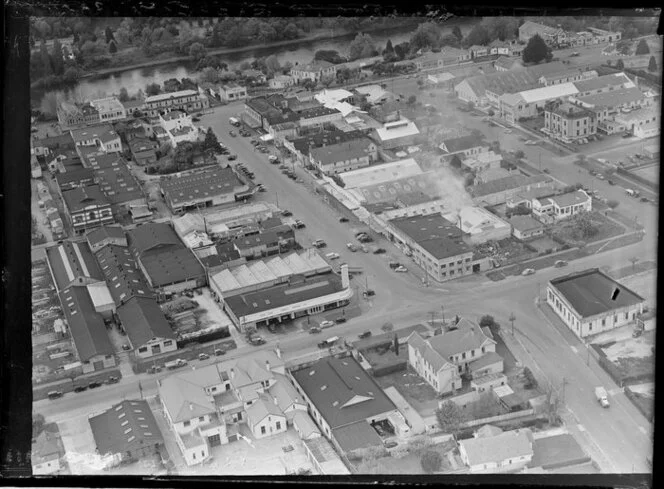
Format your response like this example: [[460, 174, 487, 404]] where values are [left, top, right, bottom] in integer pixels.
[[129, 137, 159, 166], [232, 228, 294, 259], [116, 297, 177, 358], [290, 355, 399, 455], [489, 40, 511, 56], [508, 215, 545, 240], [127, 222, 207, 296], [519, 21, 566, 46], [543, 102, 597, 143], [143, 89, 209, 118], [160, 167, 249, 214], [371, 118, 420, 150], [309, 138, 377, 175], [439, 134, 489, 158], [159, 110, 192, 133], [88, 400, 165, 468], [70, 124, 122, 154], [58, 286, 116, 373], [218, 83, 248, 103], [459, 428, 534, 472], [284, 129, 367, 166], [90, 96, 127, 123], [61, 185, 114, 233], [269, 75, 296, 90], [407, 318, 501, 394], [31, 154, 43, 179], [494, 56, 525, 72], [459, 151, 503, 174], [31, 428, 65, 475], [469, 45, 489, 59], [414, 48, 471, 71], [531, 189, 592, 222], [538, 67, 598, 87], [246, 394, 288, 439], [46, 240, 105, 293], [547, 268, 646, 338], [290, 60, 337, 83], [448, 206, 512, 245], [386, 214, 475, 283]]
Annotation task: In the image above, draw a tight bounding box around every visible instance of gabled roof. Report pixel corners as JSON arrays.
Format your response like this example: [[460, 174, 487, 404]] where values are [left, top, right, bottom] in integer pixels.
[[573, 73, 634, 93], [89, 399, 164, 457], [127, 222, 182, 255], [32, 428, 64, 465], [440, 134, 487, 154], [144, 89, 198, 104], [173, 213, 206, 237], [95, 244, 154, 305], [116, 296, 175, 349], [541, 189, 590, 208], [509, 215, 544, 232], [70, 124, 118, 144], [59, 286, 114, 361], [269, 373, 306, 411], [61, 185, 110, 213], [290, 355, 396, 430], [460, 429, 533, 466], [293, 411, 321, 438], [159, 376, 216, 423], [332, 421, 384, 453], [309, 138, 373, 166], [427, 318, 496, 359], [160, 167, 245, 206], [86, 225, 126, 247], [475, 424, 504, 438], [46, 240, 104, 291], [246, 393, 286, 427], [54, 167, 95, 189], [407, 332, 454, 373]]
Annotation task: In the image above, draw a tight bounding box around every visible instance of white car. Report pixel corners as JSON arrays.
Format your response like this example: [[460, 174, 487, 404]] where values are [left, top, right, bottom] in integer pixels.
[[504, 129, 513, 134], [319, 320, 335, 328], [522, 268, 536, 276], [325, 252, 340, 260], [346, 243, 357, 252], [395, 266, 408, 273]]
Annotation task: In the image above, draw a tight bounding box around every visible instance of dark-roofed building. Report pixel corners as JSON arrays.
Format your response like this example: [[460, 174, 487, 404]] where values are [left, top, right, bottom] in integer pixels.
[[32, 133, 76, 157], [284, 129, 366, 166], [93, 162, 146, 208], [160, 167, 249, 214], [297, 106, 343, 130], [95, 244, 154, 306], [54, 167, 95, 192], [116, 297, 177, 358], [61, 185, 115, 233], [223, 267, 352, 333], [508, 215, 545, 240], [387, 214, 474, 283], [128, 223, 206, 295], [439, 134, 490, 157], [470, 174, 554, 206], [89, 399, 165, 467], [232, 228, 295, 259], [59, 286, 116, 372], [31, 427, 66, 475], [309, 138, 377, 175], [70, 124, 122, 154], [547, 268, 645, 338], [46, 240, 104, 292], [129, 137, 159, 166], [532, 189, 592, 222], [86, 225, 127, 253], [290, 355, 398, 455], [407, 318, 500, 394]]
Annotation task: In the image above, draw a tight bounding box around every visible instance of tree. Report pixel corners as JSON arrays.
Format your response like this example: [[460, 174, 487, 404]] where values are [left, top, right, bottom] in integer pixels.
[[118, 87, 130, 102], [32, 413, 46, 438], [284, 23, 299, 40], [523, 34, 551, 64], [514, 150, 525, 159], [452, 25, 463, 40], [607, 199, 620, 210], [616, 40, 632, 55], [616, 59, 625, 70], [462, 24, 490, 48], [435, 401, 466, 434], [189, 42, 206, 61], [265, 55, 281, 75], [635, 39, 650, 55], [393, 333, 399, 356], [104, 26, 115, 44], [51, 39, 64, 76], [381, 322, 394, 333], [145, 82, 161, 96], [314, 49, 345, 65], [648, 55, 657, 72], [203, 127, 222, 153], [199, 66, 221, 84], [349, 33, 377, 61], [407, 95, 417, 105], [523, 367, 538, 389], [394, 41, 410, 60], [572, 212, 598, 239], [479, 315, 500, 335], [411, 22, 443, 50], [108, 40, 117, 54], [420, 450, 443, 474], [440, 34, 460, 48], [384, 39, 395, 57]]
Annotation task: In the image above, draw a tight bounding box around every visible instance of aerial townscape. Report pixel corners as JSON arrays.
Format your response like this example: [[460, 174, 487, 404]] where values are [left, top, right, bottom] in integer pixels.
[[28, 14, 658, 477]]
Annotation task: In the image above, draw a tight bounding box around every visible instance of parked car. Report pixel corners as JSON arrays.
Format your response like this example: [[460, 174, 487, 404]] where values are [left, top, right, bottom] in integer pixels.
[[229, 130, 236, 137], [312, 239, 327, 248], [198, 353, 210, 361], [358, 331, 372, 339], [373, 248, 386, 254], [640, 197, 650, 203], [521, 268, 536, 276], [632, 328, 643, 338], [107, 376, 119, 384], [122, 343, 131, 351], [214, 348, 226, 356], [227, 154, 237, 161], [374, 424, 386, 436], [339, 217, 349, 223], [281, 210, 293, 217], [503, 128, 512, 134], [293, 220, 305, 229], [389, 262, 401, 269], [570, 51, 580, 56], [346, 243, 357, 252], [47, 391, 63, 400], [622, 132, 632, 138], [88, 381, 102, 389], [325, 252, 340, 260], [335, 317, 347, 324], [608, 179, 615, 185], [251, 140, 260, 146], [554, 260, 568, 268], [309, 326, 322, 334], [364, 289, 375, 297], [596, 174, 605, 180], [394, 266, 408, 272], [384, 441, 398, 449], [74, 386, 88, 393], [249, 334, 266, 345], [259, 147, 269, 153], [319, 320, 335, 328]]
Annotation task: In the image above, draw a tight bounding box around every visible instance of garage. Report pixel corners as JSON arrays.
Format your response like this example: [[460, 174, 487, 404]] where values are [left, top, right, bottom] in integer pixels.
[[207, 434, 221, 447]]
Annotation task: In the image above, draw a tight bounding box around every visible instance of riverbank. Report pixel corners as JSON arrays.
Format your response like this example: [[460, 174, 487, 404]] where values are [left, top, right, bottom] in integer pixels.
[[81, 20, 422, 80]]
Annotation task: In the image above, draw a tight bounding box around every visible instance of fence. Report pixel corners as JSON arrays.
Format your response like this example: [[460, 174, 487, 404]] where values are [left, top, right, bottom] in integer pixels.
[[458, 408, 535, 429]]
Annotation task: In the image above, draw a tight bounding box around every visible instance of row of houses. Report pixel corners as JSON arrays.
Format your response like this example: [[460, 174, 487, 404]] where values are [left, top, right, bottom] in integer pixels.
[[518, 20, 621, 48]]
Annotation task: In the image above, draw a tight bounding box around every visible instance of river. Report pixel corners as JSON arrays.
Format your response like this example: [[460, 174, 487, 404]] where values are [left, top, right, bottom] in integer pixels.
[[34, 20, 473, 107]]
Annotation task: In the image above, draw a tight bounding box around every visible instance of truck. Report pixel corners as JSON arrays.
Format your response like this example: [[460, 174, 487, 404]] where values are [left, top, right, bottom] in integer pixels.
[[595, 386, 610, 408], [625, 189, 640, 197], [165, 359, 188, 370], [317, 336, 339, 349]]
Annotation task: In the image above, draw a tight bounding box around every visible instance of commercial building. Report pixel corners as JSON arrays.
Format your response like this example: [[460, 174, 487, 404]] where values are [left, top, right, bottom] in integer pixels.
[[92, 162, 146, 209], [61, 185, 115, 233], [569, 86, 649, 132], [439, 135, 489, 158], [128, 137, 159, 166], [370, 119, 420, 150], [127, 222, 207, 296], [160, 167, 249, 214], [95, 244, 154, 306], [531, 189, 592, 222], [508, 215, 545, 240], [221, 266, 352, 333], [353, 84, 394, 105], [573, 73, 635, 98], [448, 206, 511, 245], [470, 174, 554, 207], [116, 297, 177, 358], [290, 355, 399, 455], [407, 319, 501, 395], [284, 129, 367, 167], [460, 151, 503, 175], [290, 60, 337, 83], [54, 167, 95, 192], [538, 67, 597, 87], [90, 97, 127, 123], [339, 158, 423, 189], [70, 124, 122, 154], [547, 268, 646, 338], [218, 83, 248, 102], [269, 75, 296, 90], [143, 89, 209, 118], [499, 83, 581, 124], [543, 102, 597, 143], [57, 101, 101, 129], [58, 285, 116, 373], [88, 400, 165, 468], [85, 225, 126, 253], [458, 429, 534, 472], [386, 214, 475, 283], [494, 56, 525, 72], [309, 138, 377, 175], [614, 106, 660, 139], [297, 106, 344, 130]]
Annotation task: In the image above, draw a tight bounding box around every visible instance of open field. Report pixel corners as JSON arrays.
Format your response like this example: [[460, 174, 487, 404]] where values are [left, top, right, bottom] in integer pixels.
[[630, 163, 659, 184]]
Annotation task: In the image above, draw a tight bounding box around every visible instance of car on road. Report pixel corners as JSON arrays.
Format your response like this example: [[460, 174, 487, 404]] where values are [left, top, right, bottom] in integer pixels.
[[106, 376, 119, 384], [74, 386, 88, 393], [240, 130, 250, 137], [373, 248, 387, 254], [640, 197, 649, 203], [339, 217, 349, 223], [394, 266, 408, 272], [312, 239, 327, 248], [608, 179, 615, 185], [346, 243, 357, 252], [249, 334, 266, 345], [287, 173, 297, 180], [268, 155, 279, 163], [214, 348, 226, 356], [358, 331, 372, 339], [309, 326, 322, 334], [227, 154, 237, 161], [596, 174, 605, 180], [257, 185, 266, 192], [521, 268, 536, 276], [335, 317, 347, 324], [622, 132, 632, 138], [192, 117, 200, 122], [229, 130, 236, 137], [503, 128, 512, 134], [384, 441, 398, 449], [259, 147, 269, 153], [364, 289, 375, 297], [281, 169, 291, 174], [251, 140, 260, 146], [570, 51, 580, 56], [293, 220, 306, 229], [47, 391, 63, 400], [198, 353, 210, 361], [319, 320, 335, 328], [281, 210, 293, 217], [554, 260, 568, 268], [325, 252, 340, 260], [278, 164, 288, 170], [88, 381, 102, 389]]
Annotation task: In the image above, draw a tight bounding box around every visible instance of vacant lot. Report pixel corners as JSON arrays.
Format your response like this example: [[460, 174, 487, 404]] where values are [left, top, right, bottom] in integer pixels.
[[603, 330, 655, 363], [357, 439, 463, 474], [618, 270, 657, 306], [631, 163, 659, 184], [551, 211, 624, 244]]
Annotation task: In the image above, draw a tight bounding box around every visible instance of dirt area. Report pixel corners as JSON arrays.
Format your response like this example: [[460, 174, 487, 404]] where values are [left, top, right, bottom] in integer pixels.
[[473, 238, 537, 266], [630, 163, 659, 184], [527, 236, 561, 253], [602, 330, 655, 362], [550, 211, 624, 245], [629, 381, 654, 397], [375, 367, 439, 416], [358, 439, 463, 474]]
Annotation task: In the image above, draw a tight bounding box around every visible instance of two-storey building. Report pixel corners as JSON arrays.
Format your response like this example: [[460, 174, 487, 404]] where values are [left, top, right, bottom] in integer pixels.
[[143, 89, 209, 118], [531, 189, 592, 222], [543, 102, 597, 143]]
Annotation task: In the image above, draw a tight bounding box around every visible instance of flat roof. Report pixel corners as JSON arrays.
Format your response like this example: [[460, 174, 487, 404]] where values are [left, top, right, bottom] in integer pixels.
[[530, 434, 590, 470], [375, 119, 420, 141], [46, 240, 104, 291], [291, 355, 396, 430], [94, 165, 144, 205], [144, 89, 199, 104], [459, 429, 533, 466], [389, 214, 472, 260], [340, 158, 422, 189], [160, 167, 245, 206], [332, 421, 384, 453], [70, 124, 118, 143], [90, 96, 125, 114], [138, 247, 205, 287], [309, 138, 373, 166], [86, 225, 126, 247], [550, 268, 645, 318]]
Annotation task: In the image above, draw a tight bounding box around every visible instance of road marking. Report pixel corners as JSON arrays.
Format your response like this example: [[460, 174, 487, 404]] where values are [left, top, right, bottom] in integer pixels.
[[570, 346, 578, 354]]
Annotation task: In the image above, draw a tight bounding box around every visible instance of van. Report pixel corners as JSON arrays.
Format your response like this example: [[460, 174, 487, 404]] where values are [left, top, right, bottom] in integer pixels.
[[625, 189, 635, 197], [229, 117, 240, 127]]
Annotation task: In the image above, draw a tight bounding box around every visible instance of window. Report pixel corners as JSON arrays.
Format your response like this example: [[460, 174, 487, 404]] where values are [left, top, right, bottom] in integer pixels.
[[614, 315, 618, 323], [199, 416, 205, 422], [276, 421, 281, 430], [462, 352, 466, 360], [261, 426, 266, 435], [193, 453, 196, 460], [625, 312, 629, 320], [138, 347, 147, 353], [601, 319, 606, 327], [164, 340, 173, 347]]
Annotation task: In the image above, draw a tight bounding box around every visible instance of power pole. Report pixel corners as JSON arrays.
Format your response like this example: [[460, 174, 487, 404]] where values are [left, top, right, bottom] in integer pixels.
[[509, 312, 516, 336]]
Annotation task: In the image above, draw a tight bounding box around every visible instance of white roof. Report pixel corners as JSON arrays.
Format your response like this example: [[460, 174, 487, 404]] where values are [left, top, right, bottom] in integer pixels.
[[492, 384, 514, 397], [91, 97, 124, 113], [446, 206, 510, 235], [354, 85, 389, 104], [181, 230, 213, 249], [514, 82, 579, 104], [145, 89, 199, 104], [339, 158, 423, 189], [315, 89, 354, 104], [375, 118, 420, 142], [460, 429, 532, 466], [86, 282, 114, 307], [204, 202, 276, 227]]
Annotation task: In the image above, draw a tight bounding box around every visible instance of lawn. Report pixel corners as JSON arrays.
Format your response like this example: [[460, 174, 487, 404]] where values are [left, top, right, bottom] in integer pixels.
[[612, 356, 655, 381], [626, 389, 654, 421], [551, 211, 625, 244], [358, 440, 459, 474]]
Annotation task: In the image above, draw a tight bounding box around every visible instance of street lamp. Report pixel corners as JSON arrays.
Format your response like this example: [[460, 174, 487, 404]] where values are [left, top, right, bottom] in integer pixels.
[[509, 312, 516, 335]]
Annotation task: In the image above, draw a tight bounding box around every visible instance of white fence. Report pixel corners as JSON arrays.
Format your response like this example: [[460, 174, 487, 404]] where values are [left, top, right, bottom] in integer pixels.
[[459, 408, 535, 429]]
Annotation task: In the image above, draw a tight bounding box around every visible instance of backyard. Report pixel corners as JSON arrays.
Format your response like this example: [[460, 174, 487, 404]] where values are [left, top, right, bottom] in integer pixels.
[[375, 367, 439, 416], [549, 211, 625, 245], [352, 438, 464, 474], [595, 329, 655, 383]]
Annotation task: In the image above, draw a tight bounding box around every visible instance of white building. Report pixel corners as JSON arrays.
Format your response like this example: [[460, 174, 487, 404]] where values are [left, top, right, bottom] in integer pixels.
[[531, 189, 591, 222], [90, 96, 127, 123], [445, 206, 511, 244], [269, 75, 296, 89], [459, 429, 534, 472]]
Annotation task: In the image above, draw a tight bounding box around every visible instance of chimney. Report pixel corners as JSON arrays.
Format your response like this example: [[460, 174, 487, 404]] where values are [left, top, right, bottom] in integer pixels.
[[265, 360, 271, 372], [230, 368, 235, 379], [341, 264, 350, 289], [274, 395, 279, 406]]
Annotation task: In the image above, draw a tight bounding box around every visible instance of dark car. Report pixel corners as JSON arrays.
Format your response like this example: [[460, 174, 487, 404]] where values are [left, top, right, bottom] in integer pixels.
[[88, 381, 102, 389], [281, 210, 293, 217], [358, 331, 372, 339], [227, 154, 237, 161], [339, 217, 349, 223], [373, 248, 387, 254], [640, 197, 649, 203], [364, 289, 375, 297], [335, 317, 347, 324], [74, 386, 88, 393], [214, 348, 226, 356], [309, 327, 322, 334], [622, 132, 632, 138], [608, 179, 615, 185], [47, 391, 63, 400], [106, 376, 119, 384]]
